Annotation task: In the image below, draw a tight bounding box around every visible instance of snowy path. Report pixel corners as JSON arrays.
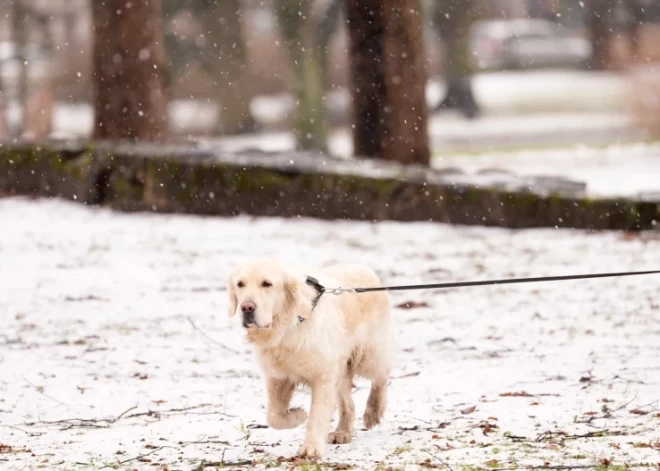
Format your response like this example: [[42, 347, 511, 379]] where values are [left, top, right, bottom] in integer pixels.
[[1, 198, 659, 471]]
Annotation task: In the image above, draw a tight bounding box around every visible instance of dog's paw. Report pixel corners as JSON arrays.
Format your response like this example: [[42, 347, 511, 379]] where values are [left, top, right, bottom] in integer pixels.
[[267, 408, 307, 430], [363, 408, 382, 430], [297, 442, 324, 458], [328, 431, 352, 444]]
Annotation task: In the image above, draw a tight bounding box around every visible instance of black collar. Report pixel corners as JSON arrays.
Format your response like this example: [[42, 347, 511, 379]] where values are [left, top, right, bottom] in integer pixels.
[[299, 276, 325, 323]]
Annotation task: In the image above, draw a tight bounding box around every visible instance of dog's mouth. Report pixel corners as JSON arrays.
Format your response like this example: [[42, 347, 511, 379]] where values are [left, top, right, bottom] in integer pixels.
[[243, 321, 271, 329]]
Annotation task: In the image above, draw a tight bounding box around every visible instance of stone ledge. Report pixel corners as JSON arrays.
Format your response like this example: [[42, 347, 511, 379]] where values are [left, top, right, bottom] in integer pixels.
[[1, 141, 658, 231]]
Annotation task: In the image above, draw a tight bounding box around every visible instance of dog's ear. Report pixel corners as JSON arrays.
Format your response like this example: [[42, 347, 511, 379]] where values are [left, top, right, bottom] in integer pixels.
[[227, 278, 238, 318], [284, 275, 312, 320]]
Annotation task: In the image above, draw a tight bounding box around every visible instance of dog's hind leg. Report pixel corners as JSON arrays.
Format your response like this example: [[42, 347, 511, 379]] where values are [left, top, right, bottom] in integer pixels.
[[361, 324, 393, 430], [266, 377, 307, 430], [328, 366, 355, 444], [363, 377, 388, 429]]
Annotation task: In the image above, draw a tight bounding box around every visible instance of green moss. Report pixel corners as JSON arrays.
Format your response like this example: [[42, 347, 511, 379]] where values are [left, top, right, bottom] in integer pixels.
[[464, 186, 486, 203], [231, 168, 291, 192]]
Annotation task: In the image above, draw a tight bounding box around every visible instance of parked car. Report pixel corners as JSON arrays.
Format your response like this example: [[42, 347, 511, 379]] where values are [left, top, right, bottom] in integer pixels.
[[470, 19, 592, 71]]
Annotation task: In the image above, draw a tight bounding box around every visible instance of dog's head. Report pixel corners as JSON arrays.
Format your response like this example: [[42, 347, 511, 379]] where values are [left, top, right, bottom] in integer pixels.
[[227, 257, 313, 346]]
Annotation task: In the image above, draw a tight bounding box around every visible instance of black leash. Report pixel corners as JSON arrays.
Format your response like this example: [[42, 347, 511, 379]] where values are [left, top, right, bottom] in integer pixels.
[[305, 270, 660, 300]]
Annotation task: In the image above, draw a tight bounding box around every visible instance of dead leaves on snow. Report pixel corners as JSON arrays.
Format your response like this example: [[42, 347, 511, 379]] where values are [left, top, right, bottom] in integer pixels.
[[499, 391, 534, 397], [396, 300, 430, 309]]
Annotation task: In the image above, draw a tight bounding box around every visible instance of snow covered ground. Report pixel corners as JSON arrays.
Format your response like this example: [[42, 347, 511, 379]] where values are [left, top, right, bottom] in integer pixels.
[[435, 141, 660, 199], [1, 197, 659, 471]]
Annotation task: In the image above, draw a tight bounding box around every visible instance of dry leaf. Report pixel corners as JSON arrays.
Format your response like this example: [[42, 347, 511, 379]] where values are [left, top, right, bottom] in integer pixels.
[[461, 405, 476, 415], [499, 391, 533, 397], [396, 301, 430, 310], [630, 409, 649, 415]]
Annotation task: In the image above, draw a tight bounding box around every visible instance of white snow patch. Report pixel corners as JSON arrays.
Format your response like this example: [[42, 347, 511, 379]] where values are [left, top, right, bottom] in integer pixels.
[[0, 198, 659, 470]]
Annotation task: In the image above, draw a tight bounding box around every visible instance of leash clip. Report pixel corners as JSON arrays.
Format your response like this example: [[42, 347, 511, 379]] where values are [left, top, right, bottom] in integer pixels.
[[326, 287, 355, 295]]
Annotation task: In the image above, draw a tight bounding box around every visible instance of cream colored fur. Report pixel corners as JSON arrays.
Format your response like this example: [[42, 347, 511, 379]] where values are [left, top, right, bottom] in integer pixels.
[[228, 256, 394, 458]]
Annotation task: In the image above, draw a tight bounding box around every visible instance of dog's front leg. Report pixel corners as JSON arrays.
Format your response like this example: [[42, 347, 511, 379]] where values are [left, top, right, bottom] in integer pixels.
[[297, 378, 336, 458], [266, 377, 307, 429]]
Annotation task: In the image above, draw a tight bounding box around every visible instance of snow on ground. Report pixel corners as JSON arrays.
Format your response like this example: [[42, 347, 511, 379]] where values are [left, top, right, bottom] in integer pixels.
[[436, 141, 660, 199], [1, 197, 659, 471]]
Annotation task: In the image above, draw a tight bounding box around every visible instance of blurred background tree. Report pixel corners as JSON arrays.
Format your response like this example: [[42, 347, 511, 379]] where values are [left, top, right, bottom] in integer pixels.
[[273, 0, 344, 151], [431, 0, 481, 119], [93, 0, 168, 141], [585, 0, 614, 70], [164, 0, 257, 135], [346, 0, 430, 165], [4, 0, 660, 157]]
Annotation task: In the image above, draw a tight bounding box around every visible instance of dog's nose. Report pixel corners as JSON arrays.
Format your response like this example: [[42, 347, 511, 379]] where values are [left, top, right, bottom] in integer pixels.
[[241, 301, 256, 314]]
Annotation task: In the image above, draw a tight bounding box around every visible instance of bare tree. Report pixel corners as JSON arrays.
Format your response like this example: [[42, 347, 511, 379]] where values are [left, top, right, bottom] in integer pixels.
[[0, 96, 10, 140], [585, 0, 614, 70], [92, 0, 168, 141], [274, 0, 331, 151], [194, 0, 257, 135], [432, 0, 480, 119], [346, 0, 430, 165], [623, 0, 644, 60], [11, 0, 28, 136]]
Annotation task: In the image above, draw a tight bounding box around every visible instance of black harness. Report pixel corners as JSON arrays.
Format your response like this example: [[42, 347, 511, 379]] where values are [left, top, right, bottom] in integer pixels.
[[299, 276, 326, 323]]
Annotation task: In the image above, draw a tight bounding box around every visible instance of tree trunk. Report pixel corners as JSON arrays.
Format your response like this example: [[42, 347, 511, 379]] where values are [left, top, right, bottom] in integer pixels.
[[11, 0, 28, 137], [275, 0, 328, 152], [624, 0, 644, 60], [92, 0, 168, 141], [432, 0, 480, 119], [346, 0, 430, 165], [196, 0, 257, 135], [585, 0, 613, 71], [0, 96, 10, 140]]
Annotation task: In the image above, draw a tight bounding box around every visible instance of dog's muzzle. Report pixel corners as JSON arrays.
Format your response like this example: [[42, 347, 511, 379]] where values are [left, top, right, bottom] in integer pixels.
[[241, 301, 257, 328], [242, 311, 256, 328]]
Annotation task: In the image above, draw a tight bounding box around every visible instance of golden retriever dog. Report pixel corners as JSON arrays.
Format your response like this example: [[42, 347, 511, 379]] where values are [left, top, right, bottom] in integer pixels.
[[227, 256, 393, 458]]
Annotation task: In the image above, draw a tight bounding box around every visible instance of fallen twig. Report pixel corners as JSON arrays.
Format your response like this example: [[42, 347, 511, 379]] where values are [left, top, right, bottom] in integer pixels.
[[503, 434, 527, 442], [428, 451, 454, 471], [395, 423, 450, 434], [178, 439, 231, 446], [491, 466, 605, 471], [195, 459, 253, 470], [194, 448, 253, 471], [123, 403, 236, 421], [23, 376, 69, 407], [186, 317, 239, 354], [393, 371, 421, 379], [0, 424, 44, 437], [535, 429, 623, 442], [100, 446, 165, 469], [20, 403, 235, 431]]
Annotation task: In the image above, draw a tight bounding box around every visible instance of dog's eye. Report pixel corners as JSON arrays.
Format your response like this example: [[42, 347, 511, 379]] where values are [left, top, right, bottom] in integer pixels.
[[261, 280, 272, 288], [237, 281, 244, 288]]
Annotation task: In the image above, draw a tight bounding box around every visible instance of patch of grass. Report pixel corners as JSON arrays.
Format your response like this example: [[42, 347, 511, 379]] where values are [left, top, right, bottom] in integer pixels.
[[491, 447, 501, 455], [393, 444, 412, 455], [297, 462, 324, 471]]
